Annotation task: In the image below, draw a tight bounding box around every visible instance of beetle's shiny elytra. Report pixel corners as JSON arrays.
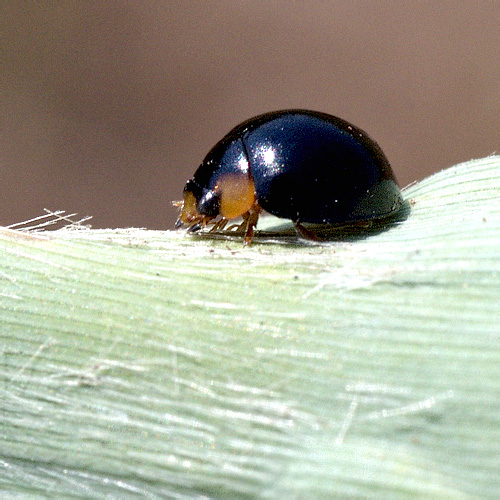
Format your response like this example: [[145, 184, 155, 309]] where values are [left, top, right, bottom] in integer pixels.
[[174, 109, 403, 244]]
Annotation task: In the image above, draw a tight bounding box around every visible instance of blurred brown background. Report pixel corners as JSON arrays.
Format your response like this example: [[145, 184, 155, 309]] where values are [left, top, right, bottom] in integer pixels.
[[2, 1, 499, 229]]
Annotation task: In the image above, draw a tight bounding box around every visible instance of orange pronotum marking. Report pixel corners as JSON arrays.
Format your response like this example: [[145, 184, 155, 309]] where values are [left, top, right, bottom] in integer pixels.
[[218, 174, 256, 219]]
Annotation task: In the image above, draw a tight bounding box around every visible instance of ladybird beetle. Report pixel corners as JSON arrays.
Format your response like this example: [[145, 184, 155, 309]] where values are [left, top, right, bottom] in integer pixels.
[[174, 109, 402, 244]]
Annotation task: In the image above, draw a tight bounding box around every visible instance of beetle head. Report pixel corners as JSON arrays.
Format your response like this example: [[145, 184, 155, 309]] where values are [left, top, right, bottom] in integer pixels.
[[174, 173, 257, 232], [174, 179, 219, 232]]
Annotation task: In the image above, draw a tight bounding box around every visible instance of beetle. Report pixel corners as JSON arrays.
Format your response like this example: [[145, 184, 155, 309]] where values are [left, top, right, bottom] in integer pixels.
[[174, 109, 402, 244]]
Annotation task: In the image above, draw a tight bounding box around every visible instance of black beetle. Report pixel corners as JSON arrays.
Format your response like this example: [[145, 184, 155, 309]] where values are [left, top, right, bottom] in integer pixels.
[[174, 109, 402, 244]]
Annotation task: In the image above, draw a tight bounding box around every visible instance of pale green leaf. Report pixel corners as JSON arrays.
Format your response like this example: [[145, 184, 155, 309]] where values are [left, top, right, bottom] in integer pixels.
[[1, 156, 499, 498]]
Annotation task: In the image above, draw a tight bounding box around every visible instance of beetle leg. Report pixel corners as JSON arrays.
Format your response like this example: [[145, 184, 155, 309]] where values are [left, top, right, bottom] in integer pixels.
[[209, 218, 228, 232], [293, 221, 320, 241], [352, 219, 374, 229], [187, 222, 202, 233], [186, 216, 214, 233], [218, 218, 229, 231], [243, 204, 262, 245], [227, 211, 251, 233]]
